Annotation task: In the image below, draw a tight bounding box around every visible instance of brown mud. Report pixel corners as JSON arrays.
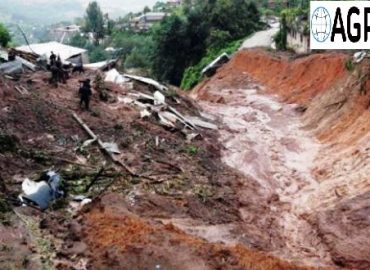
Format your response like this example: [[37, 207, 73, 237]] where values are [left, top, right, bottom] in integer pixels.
[[192, 49, 370, 270]]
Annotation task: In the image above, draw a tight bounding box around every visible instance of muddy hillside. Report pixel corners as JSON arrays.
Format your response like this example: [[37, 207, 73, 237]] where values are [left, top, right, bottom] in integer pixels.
[[0, 48, 368, 270], [193, 48, 370, 270]]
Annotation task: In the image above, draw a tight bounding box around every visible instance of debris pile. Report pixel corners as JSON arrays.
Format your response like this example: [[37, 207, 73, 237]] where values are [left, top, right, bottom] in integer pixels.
[[19, 170, 63, 210], [105, 68, 218, 138], [0, 61, 254, 269]]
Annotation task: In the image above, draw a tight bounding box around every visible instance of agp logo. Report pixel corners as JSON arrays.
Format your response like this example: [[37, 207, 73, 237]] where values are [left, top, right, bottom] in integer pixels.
[[311, 7, 331, 42], [311, 1, 370, 49]]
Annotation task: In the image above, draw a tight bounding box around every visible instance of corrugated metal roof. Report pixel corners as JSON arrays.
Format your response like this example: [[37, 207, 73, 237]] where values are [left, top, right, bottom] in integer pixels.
[[16, 41, 87, 62]]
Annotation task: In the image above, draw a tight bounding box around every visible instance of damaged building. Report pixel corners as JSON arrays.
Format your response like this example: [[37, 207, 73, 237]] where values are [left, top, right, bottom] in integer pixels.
[[16, 41, 89, 64]]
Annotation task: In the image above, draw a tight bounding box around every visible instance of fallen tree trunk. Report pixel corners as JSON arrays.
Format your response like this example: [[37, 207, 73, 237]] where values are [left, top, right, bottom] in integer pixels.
[[72, 113, 157, 182], [84, 167, 105, 192]]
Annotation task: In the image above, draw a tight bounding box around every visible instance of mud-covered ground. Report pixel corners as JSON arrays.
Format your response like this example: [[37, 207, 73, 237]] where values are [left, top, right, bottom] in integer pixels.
[[1, 48, 369, 270], [0, 68, 320, 270], [193, 49, 370, 270]]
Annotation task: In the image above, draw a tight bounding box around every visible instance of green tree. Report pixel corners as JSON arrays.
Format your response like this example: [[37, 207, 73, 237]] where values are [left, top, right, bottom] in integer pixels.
[[151, 8, 209, 85], [274, 13, 287, 50], [89, 46, 109, 62], [84, 1, 105, 45], [0, 23, 11, 47], [207, 0, 260, 41], [153, 1, 168, 12], [151, 0, 262, 85], [206, 29, 232, 49], [104, 14, 115, 36], [69, 34, 88, 48], [151, 15, 188, 85], [125, 47, 151, 69], [143, 6, 151, 13]]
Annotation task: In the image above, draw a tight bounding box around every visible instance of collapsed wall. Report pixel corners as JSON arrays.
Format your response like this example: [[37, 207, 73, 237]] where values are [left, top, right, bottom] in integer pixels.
[[193, 49, 370, 269]]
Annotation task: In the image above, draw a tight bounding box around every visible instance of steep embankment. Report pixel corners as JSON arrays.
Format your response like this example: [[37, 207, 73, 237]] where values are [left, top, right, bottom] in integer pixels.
[[194, 49, 348, 104], [193, 49, 370, 269]]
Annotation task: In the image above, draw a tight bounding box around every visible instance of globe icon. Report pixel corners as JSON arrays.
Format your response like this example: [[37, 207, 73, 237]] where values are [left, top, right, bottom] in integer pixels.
[[311, 7, 331, 42]]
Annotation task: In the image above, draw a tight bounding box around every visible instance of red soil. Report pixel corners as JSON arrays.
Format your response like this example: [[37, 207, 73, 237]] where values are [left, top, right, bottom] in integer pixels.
[[194, 49, 348, 104], [191, 48, 370, 270], [81, 194, 333, 270]]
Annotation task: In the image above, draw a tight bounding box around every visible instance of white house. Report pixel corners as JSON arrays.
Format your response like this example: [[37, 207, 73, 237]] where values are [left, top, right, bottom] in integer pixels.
[[131, 12, 167, 31], [16, 41, 89, 64]]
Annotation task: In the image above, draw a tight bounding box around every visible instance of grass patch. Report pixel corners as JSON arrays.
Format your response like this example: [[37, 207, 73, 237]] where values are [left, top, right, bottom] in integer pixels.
[[345, 59, 354, 71], [183, 145, 199, 156]]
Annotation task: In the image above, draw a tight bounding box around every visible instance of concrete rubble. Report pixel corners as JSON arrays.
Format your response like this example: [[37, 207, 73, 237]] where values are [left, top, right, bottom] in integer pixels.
[[105, 68, 218, 133]]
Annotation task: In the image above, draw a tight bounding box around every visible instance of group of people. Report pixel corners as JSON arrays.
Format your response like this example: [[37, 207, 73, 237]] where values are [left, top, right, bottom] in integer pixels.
[[49, 51, 92, 111], [49, 51, 69, 86]]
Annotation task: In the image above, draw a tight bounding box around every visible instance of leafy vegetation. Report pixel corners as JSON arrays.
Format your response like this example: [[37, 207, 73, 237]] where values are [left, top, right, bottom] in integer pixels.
[[69, 34, 89, 48], [274, 14, 287, 51], [151, 0, 262, 86], [274, 6, 309, 51], [0, 23, 11, 47], [183, 145, 199, 156], [88, 45, 109, 63], [111, 31, 154, 69], [181, 39, 243, 90], [345, 59, 354, 72], [84, 1, 105, 44]]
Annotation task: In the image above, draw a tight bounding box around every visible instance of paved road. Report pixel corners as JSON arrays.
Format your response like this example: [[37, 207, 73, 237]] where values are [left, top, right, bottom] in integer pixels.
[[241, 23, 279, 49]]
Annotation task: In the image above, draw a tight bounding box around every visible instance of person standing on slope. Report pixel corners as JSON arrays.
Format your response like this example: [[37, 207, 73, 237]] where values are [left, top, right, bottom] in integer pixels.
[[79, 79, 92, 111]]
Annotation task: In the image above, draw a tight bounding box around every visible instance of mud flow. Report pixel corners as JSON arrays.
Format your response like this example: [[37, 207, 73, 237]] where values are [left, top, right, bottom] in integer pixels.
[[194, 83, 330, 265], [189, 49, 370, 270]]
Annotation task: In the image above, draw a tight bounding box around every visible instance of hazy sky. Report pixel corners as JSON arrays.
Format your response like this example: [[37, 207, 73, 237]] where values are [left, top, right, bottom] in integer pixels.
[[26, 0, 159, 14], [0, 0, 162, 24]]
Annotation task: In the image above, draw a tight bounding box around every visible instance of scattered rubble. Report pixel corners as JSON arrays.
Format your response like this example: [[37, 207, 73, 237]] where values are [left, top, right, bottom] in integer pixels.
[[353, 51, 367, 63], [123, 73, 168, 92], [19, 171, 63, 210], [85, 59, 118, 71]]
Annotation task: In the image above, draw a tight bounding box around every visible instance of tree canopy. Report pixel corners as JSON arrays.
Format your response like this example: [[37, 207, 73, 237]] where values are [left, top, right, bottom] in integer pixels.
[[151, 0, 262, 85], [84, 1, 105, 44]]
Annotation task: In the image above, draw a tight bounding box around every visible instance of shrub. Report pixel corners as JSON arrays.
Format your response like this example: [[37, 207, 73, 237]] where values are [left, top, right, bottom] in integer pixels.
[[345, 59, 354, 71], [0, 24, 11, 47], [181, 39, 242, 90]]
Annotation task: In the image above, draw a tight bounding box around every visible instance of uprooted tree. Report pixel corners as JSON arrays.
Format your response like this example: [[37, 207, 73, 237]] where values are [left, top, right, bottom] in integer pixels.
[[0, 23, 11, 47]]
